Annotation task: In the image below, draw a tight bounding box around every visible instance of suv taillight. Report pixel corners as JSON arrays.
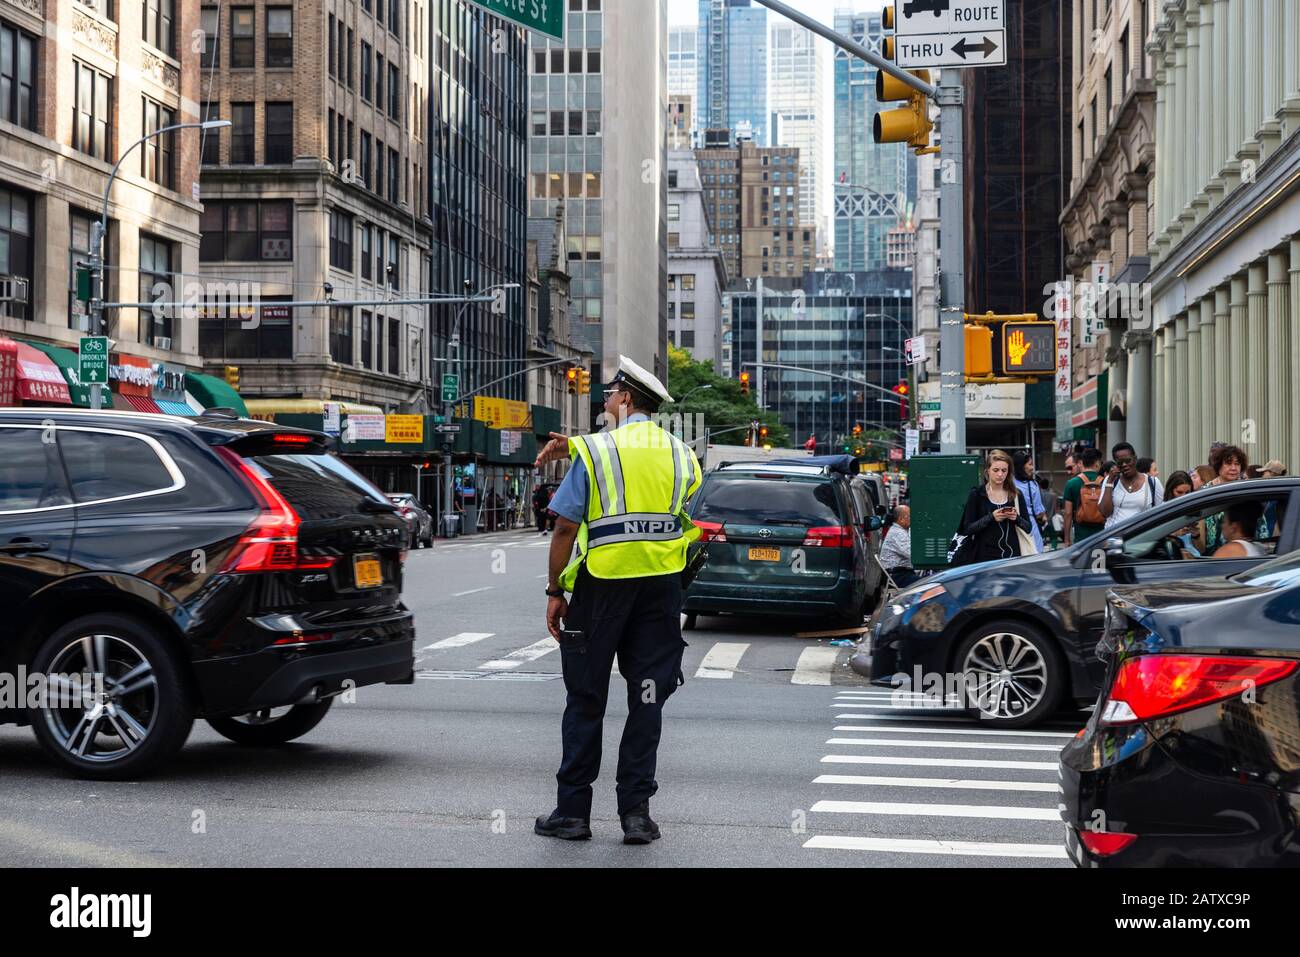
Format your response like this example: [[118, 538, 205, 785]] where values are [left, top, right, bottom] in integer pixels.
[[1101, 654, 1298, 724], [802, 526, 853, 548], [695, 520, 727, 543], [214, 446, 336, 573]]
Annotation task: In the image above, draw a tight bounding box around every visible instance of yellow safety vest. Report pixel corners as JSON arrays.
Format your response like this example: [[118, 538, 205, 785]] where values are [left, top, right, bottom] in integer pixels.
[[559, 418, 703, 591]]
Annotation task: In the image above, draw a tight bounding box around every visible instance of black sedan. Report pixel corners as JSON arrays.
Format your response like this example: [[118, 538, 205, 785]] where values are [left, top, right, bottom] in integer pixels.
[[1060, 551, 1300, 867], [868, 478, 1298, 726]]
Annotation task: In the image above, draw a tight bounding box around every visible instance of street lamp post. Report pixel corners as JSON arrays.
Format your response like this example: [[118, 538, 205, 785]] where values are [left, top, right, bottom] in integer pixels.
[[441, 281, 520, 538], [87, 118, 231, 411]]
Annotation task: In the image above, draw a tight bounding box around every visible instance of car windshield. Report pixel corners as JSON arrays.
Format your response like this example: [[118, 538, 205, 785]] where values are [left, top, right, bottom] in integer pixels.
[[1233, 549, 1300, 587], [692, 476, 842, 526]]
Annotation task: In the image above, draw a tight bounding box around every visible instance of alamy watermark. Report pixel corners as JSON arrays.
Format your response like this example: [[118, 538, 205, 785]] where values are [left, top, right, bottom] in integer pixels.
[[0, 667, 107, 710]]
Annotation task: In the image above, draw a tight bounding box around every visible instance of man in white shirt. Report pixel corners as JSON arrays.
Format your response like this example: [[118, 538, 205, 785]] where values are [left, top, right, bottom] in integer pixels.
[[1100, 442, 1164, 530], [881, 505, 918, 587]]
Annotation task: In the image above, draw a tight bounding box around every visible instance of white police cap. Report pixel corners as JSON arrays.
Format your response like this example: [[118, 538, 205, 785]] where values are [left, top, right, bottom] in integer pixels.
[[612, 354, 674, 405]]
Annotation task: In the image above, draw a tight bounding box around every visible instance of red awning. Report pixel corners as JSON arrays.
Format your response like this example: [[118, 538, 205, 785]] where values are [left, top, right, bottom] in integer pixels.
[[119, 393, 163, 414], [0, 338, 17, 406], [14, 342, 72, 405]]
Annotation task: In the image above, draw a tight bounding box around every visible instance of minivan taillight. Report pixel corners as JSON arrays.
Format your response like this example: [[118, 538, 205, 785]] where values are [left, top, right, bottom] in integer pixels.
[[1101, 654, 1298, 724], [802, 526, 853, 548], [214, 446, 336, 573], [695, 520, 727, 543]]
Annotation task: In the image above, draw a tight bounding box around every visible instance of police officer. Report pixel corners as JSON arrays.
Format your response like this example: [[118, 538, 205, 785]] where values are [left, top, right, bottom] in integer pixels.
[[533, 356, 703, 845]]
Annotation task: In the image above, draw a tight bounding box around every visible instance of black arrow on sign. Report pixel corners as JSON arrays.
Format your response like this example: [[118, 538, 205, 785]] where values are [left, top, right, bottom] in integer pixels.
[[952, 35, 999, 60]]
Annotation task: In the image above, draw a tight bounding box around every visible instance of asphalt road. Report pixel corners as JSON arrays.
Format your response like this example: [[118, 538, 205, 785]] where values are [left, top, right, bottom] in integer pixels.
[[0, 530, 1083, 867]]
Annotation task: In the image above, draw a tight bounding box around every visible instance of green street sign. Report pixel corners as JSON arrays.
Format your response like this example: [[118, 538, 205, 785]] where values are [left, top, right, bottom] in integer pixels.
[[76, 268, 93, 305], [441, 374, 459, 404], [465, 0, 563, 41], [78, 335, 109, 385]]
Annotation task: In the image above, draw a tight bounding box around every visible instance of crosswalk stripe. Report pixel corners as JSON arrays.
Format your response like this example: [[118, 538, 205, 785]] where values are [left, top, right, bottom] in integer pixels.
[[822, 754, 1059, 770], [451, 587, 495, 598], [810, 800, 1061, 822], [803, 835, 1068, 859], [813, 774, 1059, 793], [833, 714, 1088, 729], [832, 725, 1077, 739], [480, 638, 558, 671], [826, 737, 1065, 752], [793, 647, 841, 685], [419, 632, 495, 652], [694, 642, 750, 679]]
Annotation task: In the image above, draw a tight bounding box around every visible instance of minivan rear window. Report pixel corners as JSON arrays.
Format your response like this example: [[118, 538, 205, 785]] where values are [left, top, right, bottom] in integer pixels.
[[247, 453, 390, 520], [693, 476, 842, 526]]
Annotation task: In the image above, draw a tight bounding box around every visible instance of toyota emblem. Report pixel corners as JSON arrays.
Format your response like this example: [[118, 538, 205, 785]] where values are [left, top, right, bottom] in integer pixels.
[[758, 528, 773, 539]]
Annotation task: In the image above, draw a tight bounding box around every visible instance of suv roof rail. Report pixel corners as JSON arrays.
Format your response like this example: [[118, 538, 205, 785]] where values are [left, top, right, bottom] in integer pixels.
[[198, 407, 243, 420]]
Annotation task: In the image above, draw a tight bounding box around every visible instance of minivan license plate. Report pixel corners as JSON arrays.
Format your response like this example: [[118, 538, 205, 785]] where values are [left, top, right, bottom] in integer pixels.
[[748, 547, 781, 562], [353, 553, 383, 588]]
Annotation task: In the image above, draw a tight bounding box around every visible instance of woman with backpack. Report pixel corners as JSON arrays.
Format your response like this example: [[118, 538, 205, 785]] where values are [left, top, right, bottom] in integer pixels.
[[1099, 442, 1164, 529], [953, 450, 1036, 565]]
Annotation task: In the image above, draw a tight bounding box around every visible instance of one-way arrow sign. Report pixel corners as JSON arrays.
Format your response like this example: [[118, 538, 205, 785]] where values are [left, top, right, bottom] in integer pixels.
[[952, 34, 999, 60]]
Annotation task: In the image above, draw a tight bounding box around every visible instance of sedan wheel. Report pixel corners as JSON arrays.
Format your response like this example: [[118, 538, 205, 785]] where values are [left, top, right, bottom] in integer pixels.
[[30, 614, 194, 779], [957, 624, 1062, 727]]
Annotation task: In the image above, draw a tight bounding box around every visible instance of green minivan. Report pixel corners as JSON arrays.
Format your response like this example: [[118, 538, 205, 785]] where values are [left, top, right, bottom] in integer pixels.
[[683, 457, 886, 628]]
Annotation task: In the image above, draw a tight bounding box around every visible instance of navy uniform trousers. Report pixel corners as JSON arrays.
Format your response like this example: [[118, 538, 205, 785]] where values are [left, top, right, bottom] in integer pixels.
[[556, 565, 687, 819]]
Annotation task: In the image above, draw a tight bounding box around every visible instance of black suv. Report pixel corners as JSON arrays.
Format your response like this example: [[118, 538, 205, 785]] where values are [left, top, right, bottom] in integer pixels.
[[0, 409, 415, 779]]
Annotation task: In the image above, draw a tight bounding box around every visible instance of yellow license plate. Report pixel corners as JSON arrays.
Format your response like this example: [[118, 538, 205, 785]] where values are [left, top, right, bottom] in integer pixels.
[[748, 546, 781, 562], [353, 554, 383, 589]]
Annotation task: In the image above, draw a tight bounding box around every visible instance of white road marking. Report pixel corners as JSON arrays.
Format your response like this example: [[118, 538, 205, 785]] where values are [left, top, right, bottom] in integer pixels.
[[832, 725, 1077, 739], [803, 835, 1068, 859], [451, 587, 495, 598], [826, 737, 1065, 752], [480, 638, 559, 671], [792, 647, 841, 685], [694, 642, 750, 679], [419, 632, 495, 652], [811, 800, 1060, 822], [822, 754, 1059, 770], [813, 774, 1059, 793]]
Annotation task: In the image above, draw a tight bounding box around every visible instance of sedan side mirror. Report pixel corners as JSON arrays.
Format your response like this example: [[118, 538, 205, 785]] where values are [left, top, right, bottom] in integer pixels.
[[1103, 536, 1126, 567]]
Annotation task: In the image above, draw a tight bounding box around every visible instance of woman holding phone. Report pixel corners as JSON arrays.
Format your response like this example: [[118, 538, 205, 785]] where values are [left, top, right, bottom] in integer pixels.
[[956, 449, 1035, 564]]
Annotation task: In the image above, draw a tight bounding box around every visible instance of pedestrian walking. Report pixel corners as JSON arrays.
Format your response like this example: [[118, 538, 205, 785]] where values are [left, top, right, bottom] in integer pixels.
[[880, 505, 918, 588], [532, 356, 703, 845], [953, 450, 1035, 564], [532, 482, 551, 534], [1262, 459, 1288, 478], [1037, 475, 1061, 549], [1099, 442, 1164, 529], [1163, 471, 1194, 500], [1192, 464, 1215, 491], [1012, 451, 1048, 553], [1062, 447, 1106, 545]]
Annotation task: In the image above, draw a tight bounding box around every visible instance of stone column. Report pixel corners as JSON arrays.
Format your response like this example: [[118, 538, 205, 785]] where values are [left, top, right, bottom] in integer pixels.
[[1223, 0, 1247, 189], [1238, 0, 1264, 172], [1247, 263, 1269, 465], [1214, 284, 1232, 442], [1197, 0, 1217, 209], [1280, 0, 1300, 137], [1210, 0, 1233, 196], [1268, 249, 1292, 468], [1154, 47, 1171, 243], [1258, 0, 1285, 158], [1199, 297, 1216, 460], [1185, 4, 1208, 221], [1292, 239, 1300, 469], [1186, 304, 1202, 458], [1128, 331, 1154, 456], [1173, 313, 1190, 467], [1229, 274, 1249, 449], [1153, 326, 1167, 468], [1172, 12, 1191, 231]]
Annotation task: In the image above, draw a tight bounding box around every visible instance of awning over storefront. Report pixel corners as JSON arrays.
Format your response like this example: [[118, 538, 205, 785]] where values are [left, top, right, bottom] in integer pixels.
[[156, 398, 200, 416], [20, 339, 114, 408], [186, 372, 250, 417], [118, 394, 163, 414], [13, 341, 72, 405]]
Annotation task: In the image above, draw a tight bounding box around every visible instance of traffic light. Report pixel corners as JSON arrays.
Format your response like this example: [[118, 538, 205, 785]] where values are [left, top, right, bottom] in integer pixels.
[[999, 322, 1057, 375], [566, 366, 579, 395], [759, 425, 769, 441], [740, 372, 751, 397], [893, 381, 909, 421], [852, 424, 863, 437], [578, 369, 591, 396], [224, 365, 240, 390], [964, 324, 994, 377]]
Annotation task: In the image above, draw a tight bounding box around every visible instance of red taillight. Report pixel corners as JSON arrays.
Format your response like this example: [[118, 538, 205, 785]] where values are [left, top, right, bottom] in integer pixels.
[[272, 433, 315, 446], [695, 520, 727, 543], [214, 446, 336, 573], [1078, 830, 1138, 857], [803, 526, 854, 548], [272, 632, 335, 647], [1102, 654, 1298, 724]]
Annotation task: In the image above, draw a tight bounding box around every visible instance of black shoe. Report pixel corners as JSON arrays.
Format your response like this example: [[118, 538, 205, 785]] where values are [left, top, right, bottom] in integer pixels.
[[620, 802, 661, 845], [534, 811, 591, 840]]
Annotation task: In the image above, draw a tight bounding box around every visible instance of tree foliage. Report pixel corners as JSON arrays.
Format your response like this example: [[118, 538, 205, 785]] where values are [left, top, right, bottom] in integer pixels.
[[663, 346, 790, 447]]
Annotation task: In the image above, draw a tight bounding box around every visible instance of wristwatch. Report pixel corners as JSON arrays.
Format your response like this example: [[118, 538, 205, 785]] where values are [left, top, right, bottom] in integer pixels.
[[545, 585, 565, 598]]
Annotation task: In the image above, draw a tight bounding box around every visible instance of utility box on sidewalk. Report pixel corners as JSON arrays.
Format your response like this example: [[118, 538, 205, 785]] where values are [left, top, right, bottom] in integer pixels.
[[909, 453, 982, 569]]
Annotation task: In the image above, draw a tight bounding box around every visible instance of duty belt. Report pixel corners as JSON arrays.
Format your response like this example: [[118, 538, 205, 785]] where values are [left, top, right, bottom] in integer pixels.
[[586, 512, 684, 547]]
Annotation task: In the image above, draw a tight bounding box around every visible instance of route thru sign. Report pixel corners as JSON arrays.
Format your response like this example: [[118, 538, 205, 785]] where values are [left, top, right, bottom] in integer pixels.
[[895, 0, 1006, 70]]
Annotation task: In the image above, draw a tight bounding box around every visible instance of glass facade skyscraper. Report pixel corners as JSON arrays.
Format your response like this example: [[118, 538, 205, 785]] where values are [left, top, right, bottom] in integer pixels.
[[833, 9, 914, 272], [697, 0, 769, 145]]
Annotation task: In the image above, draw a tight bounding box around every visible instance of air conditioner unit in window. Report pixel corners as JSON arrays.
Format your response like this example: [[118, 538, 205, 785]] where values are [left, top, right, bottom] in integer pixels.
[[0, 275, 30, 304], [155, 336, 173, 350]]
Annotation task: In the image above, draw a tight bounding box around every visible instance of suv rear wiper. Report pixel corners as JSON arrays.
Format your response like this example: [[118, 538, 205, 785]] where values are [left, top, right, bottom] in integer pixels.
[[359, 498, 400, 514]]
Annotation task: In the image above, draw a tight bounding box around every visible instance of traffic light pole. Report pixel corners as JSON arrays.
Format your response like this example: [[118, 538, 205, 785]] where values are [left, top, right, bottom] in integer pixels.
[[936, 75, 967, 455]]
